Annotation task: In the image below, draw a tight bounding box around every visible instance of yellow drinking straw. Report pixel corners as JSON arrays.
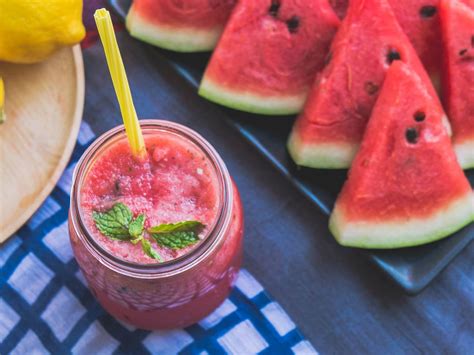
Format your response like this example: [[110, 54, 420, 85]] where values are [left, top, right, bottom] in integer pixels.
[[94, 8, 146, 159]]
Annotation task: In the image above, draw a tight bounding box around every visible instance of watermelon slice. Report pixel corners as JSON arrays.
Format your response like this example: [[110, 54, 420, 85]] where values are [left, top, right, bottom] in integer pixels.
[[199, 0, 340, 115], [439, 0, 474, 169], [287, 0, 439, 169], [329, 62, 474, 249], [389, 0, 442, 88], [126, 0, 236, 52], [325, 0, 443, 87]]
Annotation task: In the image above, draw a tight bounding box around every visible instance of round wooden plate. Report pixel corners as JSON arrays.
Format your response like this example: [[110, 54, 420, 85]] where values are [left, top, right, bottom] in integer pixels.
[[0, 45, 85, 243]]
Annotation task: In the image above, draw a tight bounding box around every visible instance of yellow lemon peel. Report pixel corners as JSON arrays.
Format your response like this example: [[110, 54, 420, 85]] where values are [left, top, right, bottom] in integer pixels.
[[0, 0, 85, 63]]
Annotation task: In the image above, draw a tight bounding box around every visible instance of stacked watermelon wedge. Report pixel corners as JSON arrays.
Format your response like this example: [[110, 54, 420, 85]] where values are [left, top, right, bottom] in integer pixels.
[[440, 0, 474, 169], [125, 0, 474, 249], [389, 0, 443, 87], [330, 61, 474, 248], [126, 0, 236, 52], [287, 0, 439, 169], [199, 0, 340, 115], [326, 0, 443, 86]]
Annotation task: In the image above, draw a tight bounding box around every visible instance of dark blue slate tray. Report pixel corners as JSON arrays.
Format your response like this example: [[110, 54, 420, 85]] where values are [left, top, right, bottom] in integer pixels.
[[109, 0, 474, 294]]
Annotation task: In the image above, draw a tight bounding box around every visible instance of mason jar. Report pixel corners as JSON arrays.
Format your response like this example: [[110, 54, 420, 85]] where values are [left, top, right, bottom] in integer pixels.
[[68, 120, 244, 329]]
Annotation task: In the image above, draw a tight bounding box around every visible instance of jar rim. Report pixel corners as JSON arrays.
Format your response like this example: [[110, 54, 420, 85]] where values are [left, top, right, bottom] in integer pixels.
[[70, 120, 234, 279]]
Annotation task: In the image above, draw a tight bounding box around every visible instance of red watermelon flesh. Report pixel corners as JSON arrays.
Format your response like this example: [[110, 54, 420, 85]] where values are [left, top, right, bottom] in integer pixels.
[[389, 0, 442, 86], [288, 0, 438, 168], [329, 61, 474, 249], [126, 0, 236, 52], [199, 0, 340, 115], [440, 0, 474, 169]]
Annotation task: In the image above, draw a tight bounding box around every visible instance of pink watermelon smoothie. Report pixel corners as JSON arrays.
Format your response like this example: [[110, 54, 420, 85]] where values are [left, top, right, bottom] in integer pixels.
[[69, 121, 244, 329]]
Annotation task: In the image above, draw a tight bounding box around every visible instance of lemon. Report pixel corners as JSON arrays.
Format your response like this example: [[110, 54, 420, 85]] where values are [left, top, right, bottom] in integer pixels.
[[0, 0, 85, 63], [0, 77, 4, 123]]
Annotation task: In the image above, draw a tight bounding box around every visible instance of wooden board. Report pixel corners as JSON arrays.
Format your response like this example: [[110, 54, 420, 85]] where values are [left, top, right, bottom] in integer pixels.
[[0, 45, 85, 242]]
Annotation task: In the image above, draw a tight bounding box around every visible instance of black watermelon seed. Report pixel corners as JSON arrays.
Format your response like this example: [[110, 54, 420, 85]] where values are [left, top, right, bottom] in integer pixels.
[[406, 128, 419, 144], [364, 81, 379, 95], [419, 5, 437, 18], [114, 180, 121, 193], [269, 0, 280, 17], [414, 111, 426, 122], [471, 35, 474, 48], [459, 48, 468, 56], [324, 52, 332, 66], [287, 16, 300, 33], [387, 49, 401, 64]]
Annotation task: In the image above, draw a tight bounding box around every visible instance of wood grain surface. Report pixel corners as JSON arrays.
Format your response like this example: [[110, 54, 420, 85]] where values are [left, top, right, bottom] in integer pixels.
[[0, 45, 84, 242]]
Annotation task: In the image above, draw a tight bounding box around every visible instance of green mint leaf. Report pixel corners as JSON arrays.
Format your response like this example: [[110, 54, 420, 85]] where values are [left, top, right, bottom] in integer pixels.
[[148, 221, 204, 250], [141, 238, 163, 262], [92, 203, 133, 240], [129, 214, 145, 238], [151, 231, 200, 250], [147, 221, 204, 234]]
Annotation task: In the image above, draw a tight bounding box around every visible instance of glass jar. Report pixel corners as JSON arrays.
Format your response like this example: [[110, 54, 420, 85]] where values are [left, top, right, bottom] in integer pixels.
[[68, 120, 244, 329]]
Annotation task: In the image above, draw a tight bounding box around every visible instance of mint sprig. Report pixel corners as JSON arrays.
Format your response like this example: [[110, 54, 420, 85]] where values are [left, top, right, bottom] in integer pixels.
[[92, 203, 204, 261], [93, 203, 161, 260]]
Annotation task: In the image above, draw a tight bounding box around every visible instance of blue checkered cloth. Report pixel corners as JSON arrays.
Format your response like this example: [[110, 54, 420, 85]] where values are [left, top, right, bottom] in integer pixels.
[[0, 121, 316, 354]]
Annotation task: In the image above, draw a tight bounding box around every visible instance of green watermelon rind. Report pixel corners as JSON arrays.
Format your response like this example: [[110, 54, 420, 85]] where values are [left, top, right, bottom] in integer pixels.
[[199, 77, 306, 116], [454, 140, 474, 170], [287, 128, 358, 169], [329, 192, 474, 249], [126, 6, 222, 52]]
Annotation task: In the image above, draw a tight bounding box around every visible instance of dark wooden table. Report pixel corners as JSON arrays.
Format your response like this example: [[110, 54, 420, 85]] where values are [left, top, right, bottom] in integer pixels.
[[84, 31, 474, 354]]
